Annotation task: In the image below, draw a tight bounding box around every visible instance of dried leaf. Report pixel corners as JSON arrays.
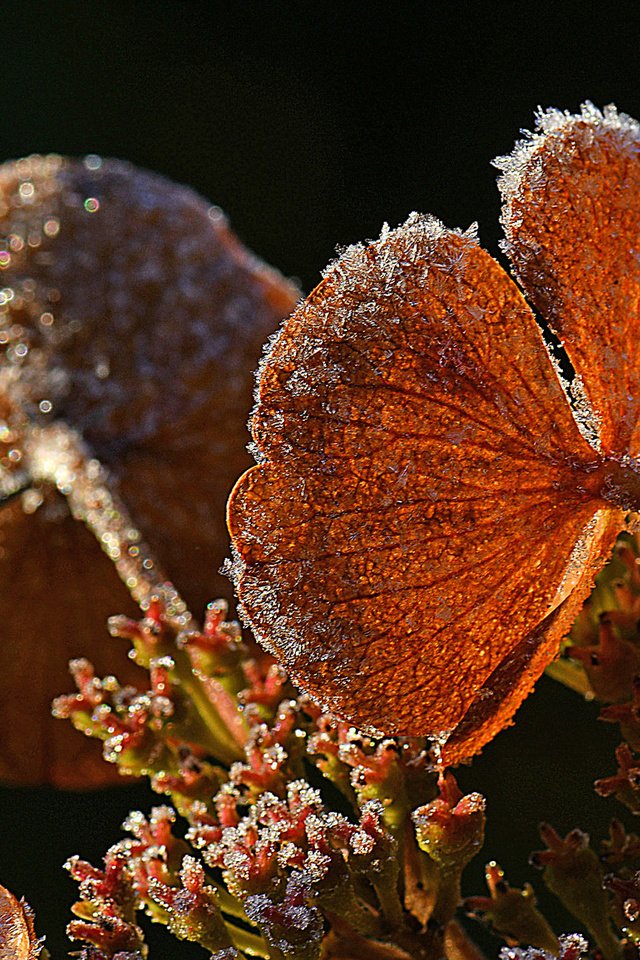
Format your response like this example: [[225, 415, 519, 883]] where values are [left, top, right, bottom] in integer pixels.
[[0, 883, 43, 959], [0, 156, 298, 785], [499, 103, 640, 457], [229, 107, 640, 763]]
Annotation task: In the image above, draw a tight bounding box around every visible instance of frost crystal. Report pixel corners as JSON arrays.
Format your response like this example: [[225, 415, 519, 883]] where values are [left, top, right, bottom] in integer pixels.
[[500, 933, 588, 960]]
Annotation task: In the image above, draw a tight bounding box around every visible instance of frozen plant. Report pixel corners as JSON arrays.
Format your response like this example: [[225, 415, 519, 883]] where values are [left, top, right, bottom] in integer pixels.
[[3, 104, 640, 958]]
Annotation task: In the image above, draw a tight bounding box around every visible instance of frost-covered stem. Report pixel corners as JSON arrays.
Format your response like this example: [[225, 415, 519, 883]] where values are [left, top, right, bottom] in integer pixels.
[[26, 420, 247, 763], [24, 420, 192, 622], [169, 646, 247, 762], [224, 920, 271, 958], [370, 875, 403, 930], [429, 866, 462, 928], [196, 673, 251, 747], [209, 881, 251, 921], [179, 689, 243, 765]]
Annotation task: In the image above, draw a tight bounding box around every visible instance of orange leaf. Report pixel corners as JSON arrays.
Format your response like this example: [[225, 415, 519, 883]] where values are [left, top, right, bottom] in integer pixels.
[[499, 103, 640, 457], [0, 883, 42, 959], [228, 107, 640, 763]]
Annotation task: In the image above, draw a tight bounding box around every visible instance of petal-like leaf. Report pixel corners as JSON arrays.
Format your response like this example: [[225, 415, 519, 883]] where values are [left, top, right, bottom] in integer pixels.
[[498, 103, 640, 457], [228, 215, 622, 761]]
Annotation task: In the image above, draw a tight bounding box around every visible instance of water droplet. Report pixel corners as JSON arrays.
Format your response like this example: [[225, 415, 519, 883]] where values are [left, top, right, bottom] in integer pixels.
[[18, 182, 35, 200], [43, 217, 60, 238], [83, 197, 100, 214], [83, 154, 103, 171], [38, 399, 52, 414], [625, 898, 640, 922]]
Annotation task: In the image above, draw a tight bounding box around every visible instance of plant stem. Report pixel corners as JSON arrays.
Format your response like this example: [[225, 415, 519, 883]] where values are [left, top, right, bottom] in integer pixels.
[[26, 420, 247, 765], [224, 918, 272, 958], [25, 420, 191, 621], [170, 646, 246, 763]]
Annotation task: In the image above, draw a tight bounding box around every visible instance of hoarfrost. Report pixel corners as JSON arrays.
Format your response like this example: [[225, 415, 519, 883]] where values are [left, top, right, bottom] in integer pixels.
[[551, 510, 606, 611], [500, 933, 588, 960], [568, 373, 602, 451], [243, 872, 323, 952], [544, 347, 601, 452], [496, 101, 640, 261]]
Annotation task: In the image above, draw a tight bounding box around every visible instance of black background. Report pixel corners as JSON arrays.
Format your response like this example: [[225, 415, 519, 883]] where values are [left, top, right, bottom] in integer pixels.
[[0, 2, 638, 955]]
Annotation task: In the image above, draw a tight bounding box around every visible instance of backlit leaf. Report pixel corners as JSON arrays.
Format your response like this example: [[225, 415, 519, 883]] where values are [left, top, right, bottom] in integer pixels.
[[228, 205, 632, 763]]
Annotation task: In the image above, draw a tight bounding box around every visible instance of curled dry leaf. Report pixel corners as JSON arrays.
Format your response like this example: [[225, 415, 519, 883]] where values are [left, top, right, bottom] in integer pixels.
[[0, 155, 298, 787], [0, 883, 43, 959], [228, 103, 640, 765]]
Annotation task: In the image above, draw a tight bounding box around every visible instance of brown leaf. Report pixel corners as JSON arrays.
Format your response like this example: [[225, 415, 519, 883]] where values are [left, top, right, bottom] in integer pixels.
[[0, 156, 298, 786]]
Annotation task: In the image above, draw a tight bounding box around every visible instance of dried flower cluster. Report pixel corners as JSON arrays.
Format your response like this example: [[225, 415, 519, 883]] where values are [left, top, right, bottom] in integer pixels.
[[43, 531, 640, 959]]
